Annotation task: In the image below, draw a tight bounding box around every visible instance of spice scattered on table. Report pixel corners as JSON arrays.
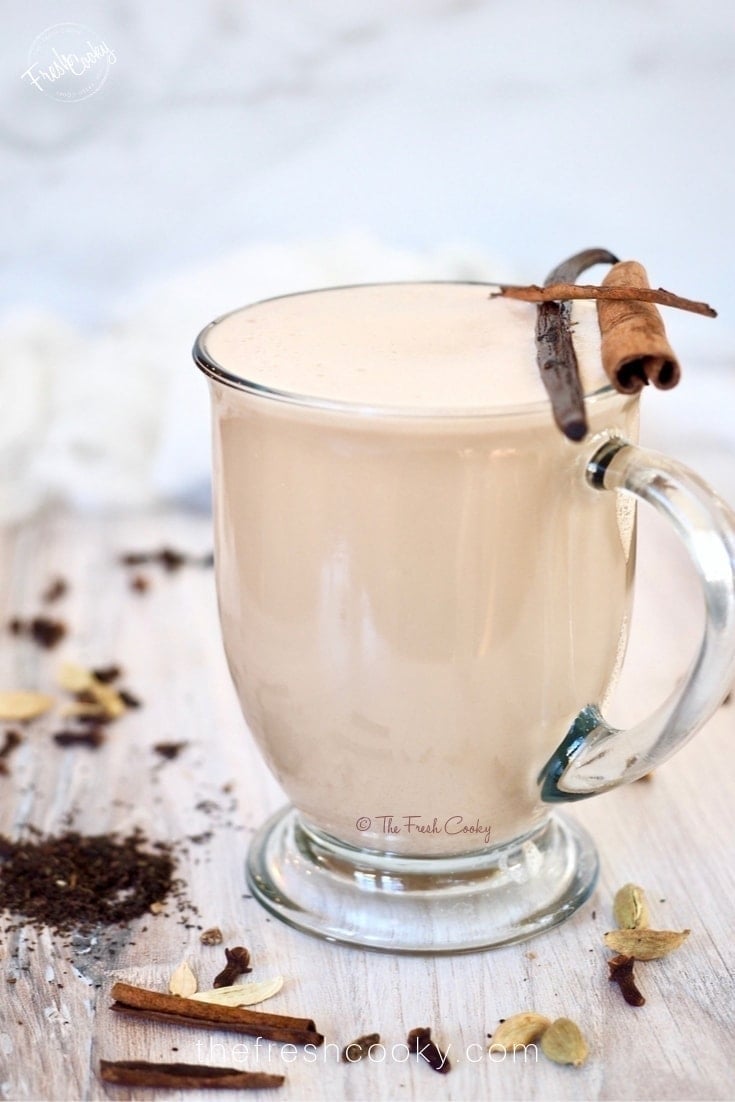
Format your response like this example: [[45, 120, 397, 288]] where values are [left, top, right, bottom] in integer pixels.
[[0, 691, 54, 722], [190, 977, 284, 1008], [613, 883, 650, 930], [57, 661, 127, 720], [200, 926, 224, 945], [154, 741, 189, 761], [41, 577, 69, 604], [99, 1059, 285, 1091], [0, 828, 179, 935], [603, 927, 690, 960], [119, 547, 214, 573], [52, 728, 106, 749], [0, 729, 23, 775], [487, 1010, 588, 1067], [342, 1032, 381, 1062], [608, 954, 646, 1007], [605, 882, 691, 1005], [488, 1012, 550, 1052], [91, 665, 122, 684], [169, 960, 198, 997], [119, 688, 142, 709], [407, 1027, 451, 1074], [213, 946, 252, 988], [109, 981, 323, 1045], [540, 1018, 589, 1067], [8, 616, 67, 649]]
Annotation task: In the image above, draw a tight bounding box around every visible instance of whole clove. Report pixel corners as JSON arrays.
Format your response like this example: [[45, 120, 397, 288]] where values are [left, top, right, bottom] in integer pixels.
[[342, 1032, 381, 1063], [213, 946, 252, 988], [407, 1027, 451, 1074], [608, 954, 646, 1006]]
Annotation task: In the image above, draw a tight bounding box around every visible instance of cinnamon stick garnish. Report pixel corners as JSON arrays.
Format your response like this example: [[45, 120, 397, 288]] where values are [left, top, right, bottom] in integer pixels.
[[493, 282, 716, 317], [109, 982, 323, 1046], [99, 1059, 285, 1090], [534, 248, 619, 441], [597, 261, 682, 393]]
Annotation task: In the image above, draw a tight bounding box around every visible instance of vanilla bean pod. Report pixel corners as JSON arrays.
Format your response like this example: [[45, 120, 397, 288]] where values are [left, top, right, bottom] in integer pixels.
[[535, 248, 619, 442]]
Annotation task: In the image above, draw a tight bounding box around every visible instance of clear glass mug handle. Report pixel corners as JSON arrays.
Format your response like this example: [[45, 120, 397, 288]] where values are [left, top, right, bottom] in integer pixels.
[[540, 437, 735, 801]]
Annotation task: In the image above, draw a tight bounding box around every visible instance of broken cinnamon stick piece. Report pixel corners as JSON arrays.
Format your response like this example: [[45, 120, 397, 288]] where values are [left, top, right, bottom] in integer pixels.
[[598, 261, 681, 393], [99, 1059, 284, 1090], [109, 982, 323, 1046]]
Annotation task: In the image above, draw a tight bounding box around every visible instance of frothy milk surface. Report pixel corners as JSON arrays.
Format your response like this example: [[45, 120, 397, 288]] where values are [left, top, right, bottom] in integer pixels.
[[203, 282, 611, 411]]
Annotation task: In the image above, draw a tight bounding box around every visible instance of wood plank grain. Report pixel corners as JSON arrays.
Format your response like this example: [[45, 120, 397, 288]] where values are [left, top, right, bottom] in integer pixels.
[[0, 508, 732, 1101]]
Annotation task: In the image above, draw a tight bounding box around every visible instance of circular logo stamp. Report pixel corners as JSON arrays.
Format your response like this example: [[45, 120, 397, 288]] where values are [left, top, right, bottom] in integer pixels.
[[22, 23, 116, 102]]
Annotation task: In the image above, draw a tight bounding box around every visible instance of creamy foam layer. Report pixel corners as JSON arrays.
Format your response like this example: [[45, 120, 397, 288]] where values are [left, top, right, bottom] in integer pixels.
[[202, 282, 610, 411]]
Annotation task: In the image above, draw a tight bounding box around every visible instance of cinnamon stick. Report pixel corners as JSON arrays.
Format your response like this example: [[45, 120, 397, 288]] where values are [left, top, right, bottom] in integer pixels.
[[109, 982, 323, 1046], [493, 282, 716, 317], [535, 248, 619, 441], [99, 1059, 285, 1090], [597, 261, 681, 393]]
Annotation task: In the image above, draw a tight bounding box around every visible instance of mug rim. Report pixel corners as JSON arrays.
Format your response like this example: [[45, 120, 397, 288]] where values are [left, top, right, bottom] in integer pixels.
[[193, 280, 620, 420]]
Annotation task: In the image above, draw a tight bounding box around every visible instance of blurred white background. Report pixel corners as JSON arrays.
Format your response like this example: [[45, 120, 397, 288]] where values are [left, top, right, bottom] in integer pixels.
[[1, 0, 733, 520]]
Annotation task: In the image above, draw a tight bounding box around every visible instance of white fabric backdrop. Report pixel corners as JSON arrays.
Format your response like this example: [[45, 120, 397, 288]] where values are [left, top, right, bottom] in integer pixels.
[[1, 1, 733, 520]]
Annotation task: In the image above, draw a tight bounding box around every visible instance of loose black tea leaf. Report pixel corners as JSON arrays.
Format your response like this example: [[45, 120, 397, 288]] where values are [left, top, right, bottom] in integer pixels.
[[0, 828, 178, 934]]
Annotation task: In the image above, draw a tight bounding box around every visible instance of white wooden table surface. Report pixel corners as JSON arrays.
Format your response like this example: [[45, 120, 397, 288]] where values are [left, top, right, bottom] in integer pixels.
[[0, 506, 733, 1102]]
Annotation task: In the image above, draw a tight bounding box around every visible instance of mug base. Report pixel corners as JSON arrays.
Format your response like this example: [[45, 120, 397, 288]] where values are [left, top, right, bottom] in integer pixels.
[[246, 808, 598, 954]]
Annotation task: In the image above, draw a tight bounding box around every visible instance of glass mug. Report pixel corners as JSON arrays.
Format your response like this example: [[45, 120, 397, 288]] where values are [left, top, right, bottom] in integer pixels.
[[194, 282, 735, 952]]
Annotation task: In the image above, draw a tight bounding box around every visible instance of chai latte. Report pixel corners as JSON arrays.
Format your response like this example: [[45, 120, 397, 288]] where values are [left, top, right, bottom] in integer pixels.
[[206, 284, 639, 855]]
